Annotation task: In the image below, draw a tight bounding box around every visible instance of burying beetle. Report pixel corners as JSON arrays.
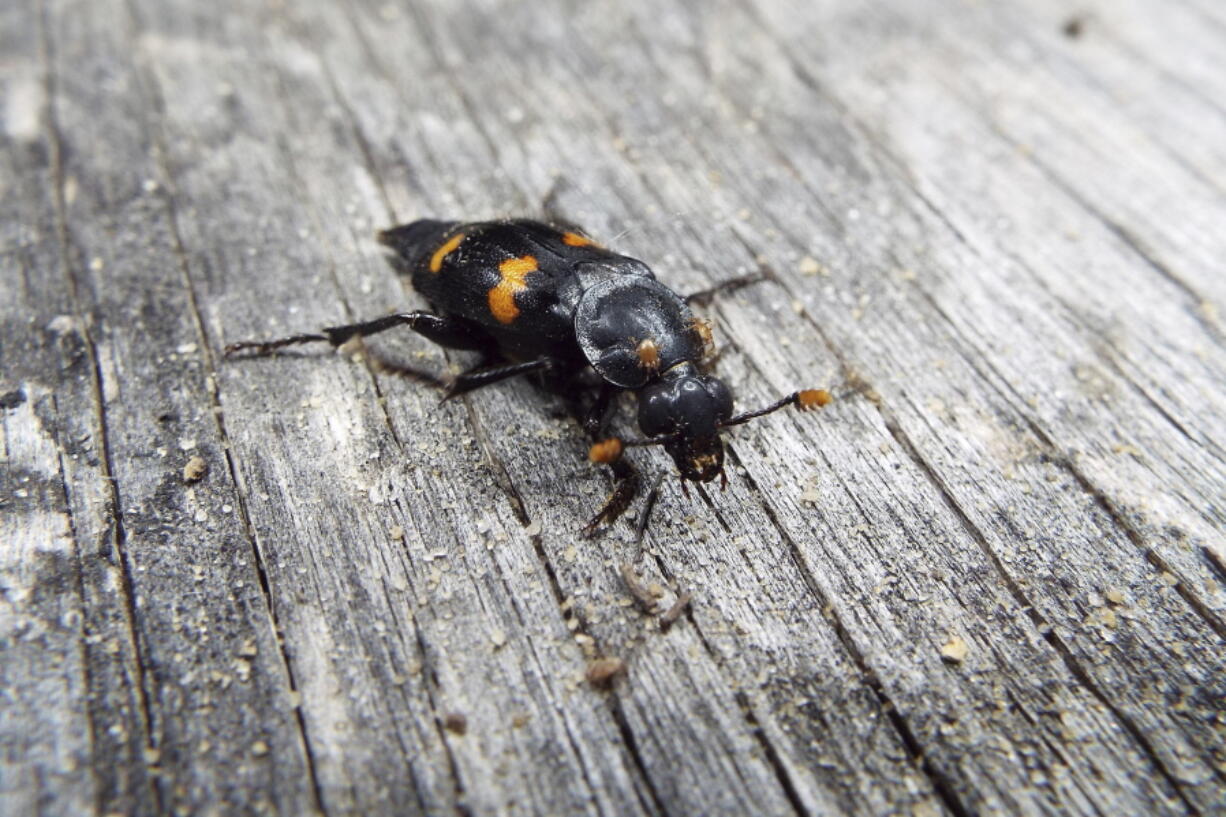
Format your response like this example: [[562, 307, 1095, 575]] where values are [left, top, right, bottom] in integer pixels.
[[226, 218, 831, 534]]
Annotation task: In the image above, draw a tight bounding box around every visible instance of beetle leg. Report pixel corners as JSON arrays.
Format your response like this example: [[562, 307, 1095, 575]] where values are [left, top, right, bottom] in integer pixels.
[[582, 382, 620, 437], [359, 348, 449, 390], [225, 311, 490, 356], [684, 270, 772, 307], [442, 357, 555, 400], [582, 459, 641, 538]]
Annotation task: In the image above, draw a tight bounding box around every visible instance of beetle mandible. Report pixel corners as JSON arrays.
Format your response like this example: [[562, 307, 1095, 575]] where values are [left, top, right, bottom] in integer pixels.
[[226, 218, 830, 533]]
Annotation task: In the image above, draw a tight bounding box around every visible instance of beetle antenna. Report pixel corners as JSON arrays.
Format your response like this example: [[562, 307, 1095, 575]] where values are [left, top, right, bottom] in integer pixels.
[[622, 432, 681, 448], [719, 389, 832, 428]]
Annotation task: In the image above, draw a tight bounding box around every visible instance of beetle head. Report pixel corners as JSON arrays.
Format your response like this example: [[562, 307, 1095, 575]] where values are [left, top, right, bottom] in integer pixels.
[[637, 366, 733, 482]]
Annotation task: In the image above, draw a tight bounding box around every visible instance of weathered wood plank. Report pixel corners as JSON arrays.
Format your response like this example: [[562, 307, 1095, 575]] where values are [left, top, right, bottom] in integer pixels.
[[1, 4, 159, 814], [2, 0, 1224, 815], [3, 1, 321, 814]]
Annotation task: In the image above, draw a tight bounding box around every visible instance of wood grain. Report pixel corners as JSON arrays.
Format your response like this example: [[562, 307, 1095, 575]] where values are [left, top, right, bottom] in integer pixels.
[[2, 0, 1223, 815]]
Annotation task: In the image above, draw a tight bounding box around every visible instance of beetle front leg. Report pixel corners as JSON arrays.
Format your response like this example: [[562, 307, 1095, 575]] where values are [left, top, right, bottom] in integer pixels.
[[582, 458, 641, 538]]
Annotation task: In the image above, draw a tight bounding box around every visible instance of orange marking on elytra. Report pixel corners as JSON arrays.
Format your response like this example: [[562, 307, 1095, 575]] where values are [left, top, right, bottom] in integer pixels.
[[562, 231, 597, 247], [489, 255, 538, 324], [430, 233, 465, 272]]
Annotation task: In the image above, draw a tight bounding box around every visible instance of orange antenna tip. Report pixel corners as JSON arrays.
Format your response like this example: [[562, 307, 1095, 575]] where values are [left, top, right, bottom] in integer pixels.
[[797, 389, 833, 409]]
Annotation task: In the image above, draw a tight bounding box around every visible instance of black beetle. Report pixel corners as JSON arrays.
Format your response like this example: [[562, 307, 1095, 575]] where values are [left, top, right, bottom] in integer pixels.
[[226, 218, 829, 533]]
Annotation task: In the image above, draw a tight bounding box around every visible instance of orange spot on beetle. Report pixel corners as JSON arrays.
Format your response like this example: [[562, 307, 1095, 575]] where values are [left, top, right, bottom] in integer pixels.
[[636, 338, 661, 371], [588, 438, 624, 464], [797, 389, 833, 409], [562, 231, 596, 247], [489, 255, 538, 324], [429, 233, 465, 273]]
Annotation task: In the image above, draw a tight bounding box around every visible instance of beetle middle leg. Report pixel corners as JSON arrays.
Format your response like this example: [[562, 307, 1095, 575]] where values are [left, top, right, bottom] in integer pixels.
[[442, 357, 555, 400]]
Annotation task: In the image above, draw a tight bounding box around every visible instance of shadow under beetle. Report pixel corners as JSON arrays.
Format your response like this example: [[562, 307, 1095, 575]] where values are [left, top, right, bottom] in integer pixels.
[[226, 218, 831, 534]]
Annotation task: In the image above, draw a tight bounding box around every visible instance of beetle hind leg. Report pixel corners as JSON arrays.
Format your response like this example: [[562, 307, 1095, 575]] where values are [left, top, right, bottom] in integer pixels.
[[225, 310, 491, 357]]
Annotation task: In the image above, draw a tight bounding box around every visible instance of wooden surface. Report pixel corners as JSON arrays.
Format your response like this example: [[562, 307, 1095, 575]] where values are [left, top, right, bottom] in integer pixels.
[[2, 0, 1224, 814]]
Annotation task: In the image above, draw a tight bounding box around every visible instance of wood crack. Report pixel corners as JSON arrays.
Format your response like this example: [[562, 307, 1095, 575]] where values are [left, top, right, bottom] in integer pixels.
[[723, 445, 970, 817], [46, 391, 110, 814], [372, 576, 453, 817], [122, 9, 329, 809], [405, 608, 473, 817], [39, 5, 163, 812]]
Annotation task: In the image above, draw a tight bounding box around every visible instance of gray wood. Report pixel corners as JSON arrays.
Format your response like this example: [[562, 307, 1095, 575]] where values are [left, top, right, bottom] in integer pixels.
[[2, 0, 1223, 815]]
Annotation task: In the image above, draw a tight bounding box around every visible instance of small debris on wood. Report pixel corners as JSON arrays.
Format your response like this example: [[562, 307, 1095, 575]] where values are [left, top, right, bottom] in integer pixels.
[[620, 562, 660, 613], [0, 389, 26, 410], [442, 712, 468, 735], [659, 592, 693, 631], [389, 524, 405, 541], [251, 740, 269, 757], [585, 657, 626, 688], [798, 256, 825, 276], [183, 455, 207, 483], [1104, 588, 1126, 605], [1088, 607, 1118, 629], [940, 635, 969, 664], [490, 628, 508, 649], [634, 472, 666, 545]]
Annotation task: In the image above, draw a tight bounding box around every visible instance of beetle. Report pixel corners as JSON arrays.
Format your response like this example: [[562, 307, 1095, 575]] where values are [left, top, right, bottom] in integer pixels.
[[226, 218, 830, 533]]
